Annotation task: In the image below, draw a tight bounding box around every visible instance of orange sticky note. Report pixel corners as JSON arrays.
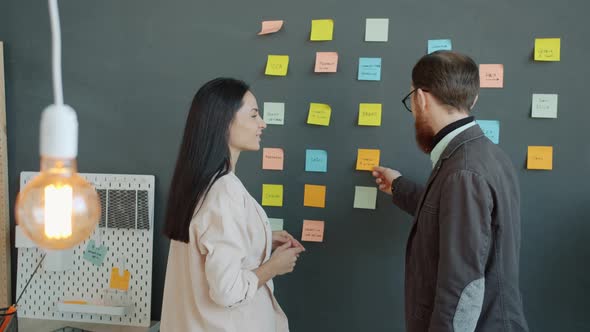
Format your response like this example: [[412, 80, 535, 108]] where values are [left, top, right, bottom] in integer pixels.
[[109, 267, 130, 291], [479, 64, 504, 88], [356, 149, 380, 171], [302, 220, 324, 242], [527, 146, 553, 170], [262, 148, 284, 170], [315, 52, 338, 73], [258, 20, 284, 35], [304, 184, 326, 208]]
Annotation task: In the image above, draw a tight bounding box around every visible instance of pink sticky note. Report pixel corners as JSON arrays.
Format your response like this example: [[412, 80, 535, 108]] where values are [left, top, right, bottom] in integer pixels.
[[314, 52, 338, 73], [262, 148, 284, 170], [258, 20, 284, 35], [302, 220, 324, 242], [480, 64, 504, 88]]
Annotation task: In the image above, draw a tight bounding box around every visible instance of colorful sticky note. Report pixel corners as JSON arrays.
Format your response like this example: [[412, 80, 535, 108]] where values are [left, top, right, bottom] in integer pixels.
[[532, 94, 558, 118], [262, 148, 284, 170], [305, 149, 328, 172], [358, 57, 382, 81], [428, 39, 452, 54], [304, 184, 326, 208], [354, 186, 377, 210], [534, 38, 561, 61], [527, 146, 553, 170], [310, 19, 334, 41], [365, 18, 389, 42], [109, 267, 131, 291], [307, 103, 332, 126], [358, 103, 382, 126], [302, 220, 324, 242], [479, 64, 504, 88], [262, 184, 283, 206], [315, 52, 338, 73], [268, 218, 284, 231], [476, 120, 500, 144], [356, 149, 380, 171], [264, 102, 285, 125], [265, 55, 289, 76], [258, 20, 284, 35], [83, 240, 108, 266]]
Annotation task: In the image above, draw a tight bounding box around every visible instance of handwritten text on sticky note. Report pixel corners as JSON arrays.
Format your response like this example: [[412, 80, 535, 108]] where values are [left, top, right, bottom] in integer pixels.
[[307, 103, 331, 126], [358, 57, 382, 81], [476, 120, 500, 144], [265, 55, 289, 76], [315, 52, 338, 73], [527, 146, 553, 170], [262, 184, 283, 206], [532, 94, 558, 118], [428, 39, 452, 54], [305, 149, 328, 172], [535, 38, 561, 61], [358, 103, 382, 126], [479, 64, 504, 88], [83, 240, 108, 266], [356, 149, 380, 171], [302, 220, 324, 242], [263, 148, 284, 170], [264, 102, 285, 125]]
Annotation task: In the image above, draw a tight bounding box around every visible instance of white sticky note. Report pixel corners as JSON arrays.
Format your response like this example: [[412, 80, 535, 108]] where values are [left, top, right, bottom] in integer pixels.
[[532, 94, 558, 118], [44, 249, 74, 271], [264, 102, 285, 125], [365, 18, 389, 42], [268, 218, 284, 231]]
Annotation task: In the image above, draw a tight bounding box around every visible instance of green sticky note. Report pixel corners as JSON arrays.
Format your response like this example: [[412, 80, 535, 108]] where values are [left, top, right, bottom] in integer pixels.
[[83, 240, 108, 266], [353, 186, 377, 209], [268, 218, 284, 231]]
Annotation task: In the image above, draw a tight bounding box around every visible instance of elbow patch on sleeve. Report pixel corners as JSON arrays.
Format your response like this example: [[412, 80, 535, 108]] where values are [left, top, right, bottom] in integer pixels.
[[453, 277, 485, 332]]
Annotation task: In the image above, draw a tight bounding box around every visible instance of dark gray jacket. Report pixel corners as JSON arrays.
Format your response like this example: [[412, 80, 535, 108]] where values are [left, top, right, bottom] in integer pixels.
[[392, 125, 529, 332]]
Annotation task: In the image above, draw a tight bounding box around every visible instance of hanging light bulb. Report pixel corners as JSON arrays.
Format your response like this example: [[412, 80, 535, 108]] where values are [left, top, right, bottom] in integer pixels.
[[14, 0, 100, 250]]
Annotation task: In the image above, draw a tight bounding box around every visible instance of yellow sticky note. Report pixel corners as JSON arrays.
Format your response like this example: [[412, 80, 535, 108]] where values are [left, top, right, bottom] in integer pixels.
[[265, 55, 289, 76], [527, 146, 553, 170], [302, 220, 324, 242], [310, 19, 334, 41], [356, 149, 380, 171], [358, 103, 382, 126], [307, 103, 331, 126], [535, 38, 561, 61], [262, 184, 283, 206], [109, 267, 130, 291], [304, 184, 326, 208]]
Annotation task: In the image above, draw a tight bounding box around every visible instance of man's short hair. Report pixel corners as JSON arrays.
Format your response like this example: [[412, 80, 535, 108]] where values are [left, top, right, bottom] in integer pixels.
[[412, 51, 479, 112]]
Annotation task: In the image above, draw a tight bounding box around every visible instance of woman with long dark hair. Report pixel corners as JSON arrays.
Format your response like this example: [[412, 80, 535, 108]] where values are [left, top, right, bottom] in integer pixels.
[[161, 78, 304, 331]]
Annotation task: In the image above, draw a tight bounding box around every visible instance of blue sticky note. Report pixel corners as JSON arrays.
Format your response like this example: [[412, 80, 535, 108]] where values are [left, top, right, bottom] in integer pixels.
[[305, 149, 328, 172], [428, 39, 452, 54], [83, 240, 108, 266], [477, 120, 500, 144], [358, 57, 382, 81]]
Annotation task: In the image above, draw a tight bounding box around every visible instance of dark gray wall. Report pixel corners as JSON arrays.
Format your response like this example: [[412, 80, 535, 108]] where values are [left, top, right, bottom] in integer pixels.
[[1, 0, 589, 331]]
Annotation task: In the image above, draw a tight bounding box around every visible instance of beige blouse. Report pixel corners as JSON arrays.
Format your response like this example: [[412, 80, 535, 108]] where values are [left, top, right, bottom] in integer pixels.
[[160, 172, 289, 332]]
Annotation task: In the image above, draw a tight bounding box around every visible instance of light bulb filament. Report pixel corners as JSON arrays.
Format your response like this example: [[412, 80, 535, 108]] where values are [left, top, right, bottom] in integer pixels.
[[44, 184, 73, 239]]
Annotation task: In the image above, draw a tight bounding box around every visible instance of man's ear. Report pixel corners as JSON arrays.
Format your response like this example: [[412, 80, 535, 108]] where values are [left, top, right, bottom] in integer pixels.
[[470, 94, 479, 110], [416, 88, 428, 112]]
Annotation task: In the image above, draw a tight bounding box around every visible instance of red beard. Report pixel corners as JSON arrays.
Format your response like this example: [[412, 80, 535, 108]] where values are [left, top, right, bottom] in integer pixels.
[[414, 110, 435, 154]]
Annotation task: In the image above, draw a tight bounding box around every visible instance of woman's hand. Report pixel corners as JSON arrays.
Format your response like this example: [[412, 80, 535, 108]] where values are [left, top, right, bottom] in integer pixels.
[[272, 230, 305, 252]]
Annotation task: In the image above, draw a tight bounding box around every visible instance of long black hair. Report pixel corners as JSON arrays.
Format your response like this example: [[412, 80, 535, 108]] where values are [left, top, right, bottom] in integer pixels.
[[163, 78, 250, 242]]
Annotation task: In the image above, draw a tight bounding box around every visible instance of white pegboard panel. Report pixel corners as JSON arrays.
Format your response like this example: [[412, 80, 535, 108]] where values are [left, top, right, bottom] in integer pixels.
[[16, 172, 155, 327]]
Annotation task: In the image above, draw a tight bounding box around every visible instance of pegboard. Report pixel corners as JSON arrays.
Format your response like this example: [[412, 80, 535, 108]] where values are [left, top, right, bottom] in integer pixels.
[[16, 172, 154, 327], [0, 41, 10, 308]]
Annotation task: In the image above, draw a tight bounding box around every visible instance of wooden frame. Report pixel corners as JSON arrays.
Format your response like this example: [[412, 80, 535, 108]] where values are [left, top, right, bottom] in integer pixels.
[[0, 41, 11, 307]]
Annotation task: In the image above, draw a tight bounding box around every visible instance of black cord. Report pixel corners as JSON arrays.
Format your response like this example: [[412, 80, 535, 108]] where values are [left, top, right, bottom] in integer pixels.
[[15, 252, 46, 306]]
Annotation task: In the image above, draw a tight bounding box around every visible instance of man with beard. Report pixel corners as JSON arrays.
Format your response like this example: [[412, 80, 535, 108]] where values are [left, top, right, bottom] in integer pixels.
[[372, 51, 528, 332]]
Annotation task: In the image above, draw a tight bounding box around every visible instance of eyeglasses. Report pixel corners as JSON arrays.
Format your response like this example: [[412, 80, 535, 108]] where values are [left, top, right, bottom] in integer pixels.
[[401, 88, 428, 113]]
